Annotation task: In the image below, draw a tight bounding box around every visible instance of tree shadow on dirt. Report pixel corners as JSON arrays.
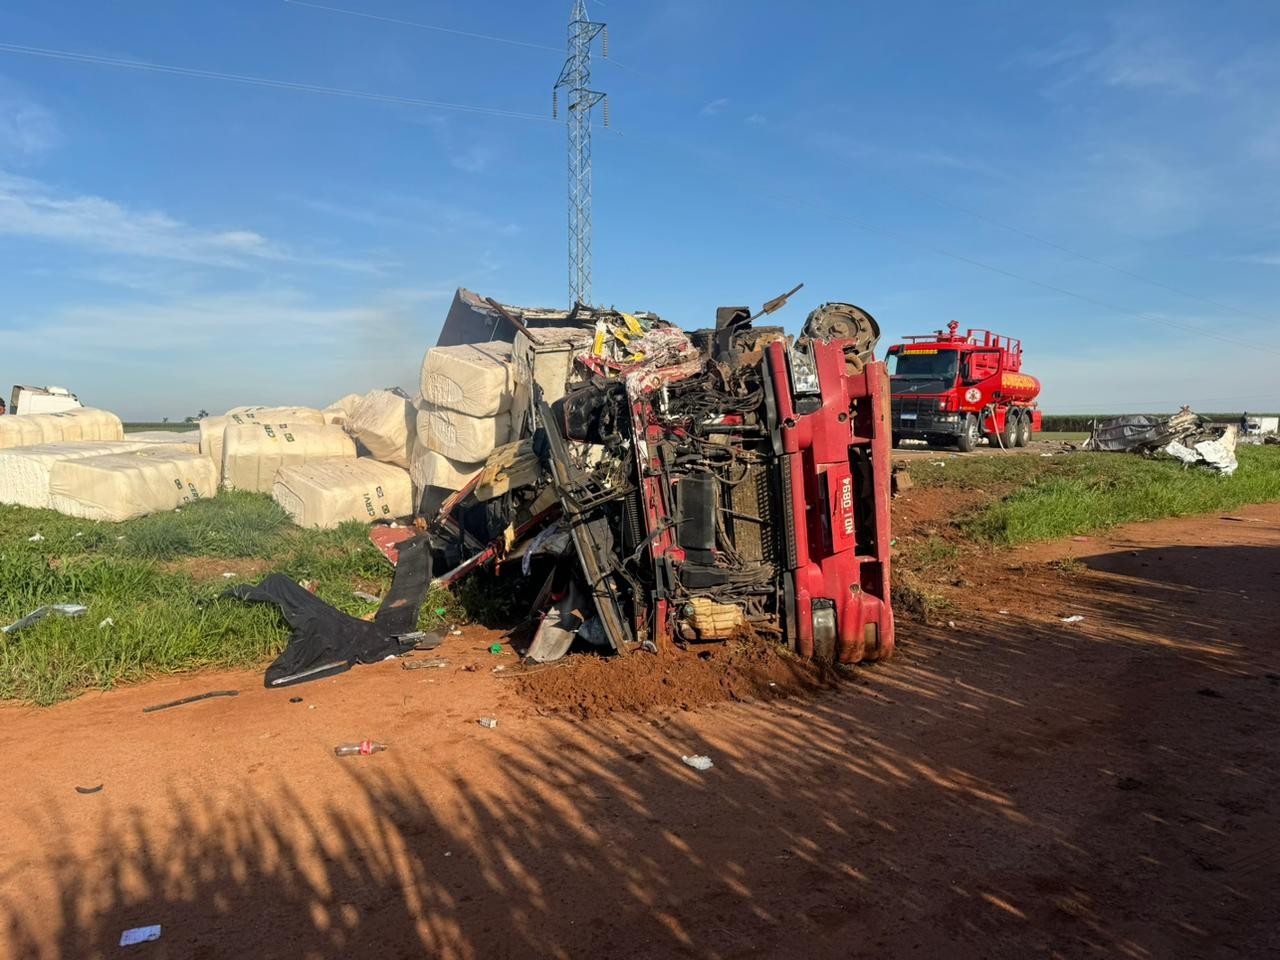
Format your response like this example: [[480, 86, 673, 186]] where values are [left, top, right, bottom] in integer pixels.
[[3, 543, 1278, 958]]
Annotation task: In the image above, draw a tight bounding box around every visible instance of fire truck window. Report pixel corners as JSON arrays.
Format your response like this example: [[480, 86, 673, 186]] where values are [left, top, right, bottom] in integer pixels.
[[888, 351, 958, 379], [968, 350, 1001, 380]]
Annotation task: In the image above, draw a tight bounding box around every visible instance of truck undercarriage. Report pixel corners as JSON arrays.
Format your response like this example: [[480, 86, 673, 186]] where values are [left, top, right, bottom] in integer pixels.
[[434, 296, 895, 665]]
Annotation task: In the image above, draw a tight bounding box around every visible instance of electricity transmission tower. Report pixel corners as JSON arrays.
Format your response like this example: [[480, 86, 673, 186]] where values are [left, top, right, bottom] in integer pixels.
[[553, 0, 607, 307]]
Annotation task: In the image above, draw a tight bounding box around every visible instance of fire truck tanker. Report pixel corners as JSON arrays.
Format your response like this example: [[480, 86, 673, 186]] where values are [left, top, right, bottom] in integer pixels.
[[886, 321, 1041, 451]]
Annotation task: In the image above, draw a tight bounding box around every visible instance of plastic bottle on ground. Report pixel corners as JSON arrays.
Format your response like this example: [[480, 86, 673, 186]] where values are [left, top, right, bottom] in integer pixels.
[[334, 740, 388, 756]]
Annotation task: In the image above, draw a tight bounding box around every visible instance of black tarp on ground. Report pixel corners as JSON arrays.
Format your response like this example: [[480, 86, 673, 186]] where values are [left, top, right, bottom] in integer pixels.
[[228, 534, 433, 688]]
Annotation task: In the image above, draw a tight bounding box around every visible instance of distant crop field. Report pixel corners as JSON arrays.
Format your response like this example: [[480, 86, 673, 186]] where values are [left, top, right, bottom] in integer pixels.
[[123, 422, 198, 433]]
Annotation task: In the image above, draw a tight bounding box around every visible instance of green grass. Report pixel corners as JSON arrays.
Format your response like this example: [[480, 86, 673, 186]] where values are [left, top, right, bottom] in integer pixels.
[[910, 445, 1280, 545], [0, 494, 462, 705]]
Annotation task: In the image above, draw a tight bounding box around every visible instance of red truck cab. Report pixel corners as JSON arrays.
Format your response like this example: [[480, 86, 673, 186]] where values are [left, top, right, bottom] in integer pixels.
[[886, 322, 1041, 451]]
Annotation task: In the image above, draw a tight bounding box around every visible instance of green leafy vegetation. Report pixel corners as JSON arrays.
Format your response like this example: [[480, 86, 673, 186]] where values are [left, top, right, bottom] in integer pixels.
[[909, 446, 1280, 545], [0, 494, 459, 705]]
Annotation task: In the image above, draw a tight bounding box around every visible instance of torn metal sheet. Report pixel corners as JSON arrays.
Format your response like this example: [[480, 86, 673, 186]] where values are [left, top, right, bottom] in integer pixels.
[[2, 603, 87, 635]]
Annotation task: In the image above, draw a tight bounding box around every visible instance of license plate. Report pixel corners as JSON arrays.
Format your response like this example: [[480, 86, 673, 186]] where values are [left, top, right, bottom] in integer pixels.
[[900, 413, 917, 420]]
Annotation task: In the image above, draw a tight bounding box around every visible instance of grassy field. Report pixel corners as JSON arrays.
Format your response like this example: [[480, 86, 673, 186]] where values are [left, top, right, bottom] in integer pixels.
[[4, 446, 1279, 704], [0, 494, 461, 705], [907, 445, 1280, 544]]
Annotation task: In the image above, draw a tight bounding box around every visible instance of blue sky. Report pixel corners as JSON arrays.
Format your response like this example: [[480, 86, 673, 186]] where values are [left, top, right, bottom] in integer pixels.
[[0, 0, 1277, 419]]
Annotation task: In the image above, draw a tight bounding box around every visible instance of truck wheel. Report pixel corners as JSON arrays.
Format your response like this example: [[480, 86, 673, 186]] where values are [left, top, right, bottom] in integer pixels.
[[957, 415, 979, 452], [1000, 411, 1018, 448], [1016, 413, 1032, 447]]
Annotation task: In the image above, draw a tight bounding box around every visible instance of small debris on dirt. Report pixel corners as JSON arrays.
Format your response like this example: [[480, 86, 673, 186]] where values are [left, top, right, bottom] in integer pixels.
[[289, 696, 303, 703], [119, 925, 162, 947], [488, 643, 503, 654], [1060, 615, 1085, 624], [353, 590, 381, 603], [478, 717, 498, 729], [1196, 687, 1224, 699], [682, 754, 713, 771], [402, 658, 451, 671], [75, 784, 104, 795], [142, 690, 239, 713]]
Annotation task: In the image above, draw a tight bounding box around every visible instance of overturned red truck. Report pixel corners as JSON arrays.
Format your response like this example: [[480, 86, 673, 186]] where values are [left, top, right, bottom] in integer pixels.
[[431, 290, 895, 666]]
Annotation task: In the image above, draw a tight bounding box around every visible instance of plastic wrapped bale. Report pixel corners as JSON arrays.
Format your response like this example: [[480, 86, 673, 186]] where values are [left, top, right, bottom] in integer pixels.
[[224, 406, 326, 427], [222, 423, 356, 493], [201, 410, 326, 482], [416, 404, 512, 463], [322, 393, 363, 426], [346, 390, 415, 468], [0, 440, 155, 509], [0, 408, 124, 449], [48, 450, 219, 522], [419, 342, 515, 417], [120, 430, 201, 452], [408, 442, 483, 495], [273, 458, 413, 529]]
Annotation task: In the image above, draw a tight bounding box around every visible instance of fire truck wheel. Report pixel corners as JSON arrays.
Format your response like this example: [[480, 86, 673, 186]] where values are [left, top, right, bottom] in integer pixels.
[[1000, 412, 1018, 448], [1016, 413, 1032, 447], [957, 415, 979, 452]]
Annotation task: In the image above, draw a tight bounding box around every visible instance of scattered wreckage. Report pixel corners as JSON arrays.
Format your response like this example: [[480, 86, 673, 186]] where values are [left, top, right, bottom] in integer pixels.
[[429, 287, 896, 667], [1083, 407, 1239, 475], [229, 285, 897, 686]]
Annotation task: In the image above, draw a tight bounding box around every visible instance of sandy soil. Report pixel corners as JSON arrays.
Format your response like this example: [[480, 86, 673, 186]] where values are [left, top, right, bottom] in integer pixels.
[[2, 504, 1278, 959]]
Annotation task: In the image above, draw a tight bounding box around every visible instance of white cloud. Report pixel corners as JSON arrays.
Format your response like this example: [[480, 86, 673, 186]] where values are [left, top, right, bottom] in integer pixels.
[[700, 97, 729, 116], [0, 286, 455, 418], [450, 144, 494, 174], [0, 84, 59, 161], [0, 171, 383, 272], [1022, 17, 1200, 95], [745, 113, 767, 127]]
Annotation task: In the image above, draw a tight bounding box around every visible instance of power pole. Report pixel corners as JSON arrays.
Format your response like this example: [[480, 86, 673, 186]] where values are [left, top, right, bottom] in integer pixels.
[[553, 0, 607, 307]]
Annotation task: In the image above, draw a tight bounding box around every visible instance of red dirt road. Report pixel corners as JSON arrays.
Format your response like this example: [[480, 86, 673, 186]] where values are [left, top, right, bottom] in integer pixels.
[[2, 505, 1278, 959]]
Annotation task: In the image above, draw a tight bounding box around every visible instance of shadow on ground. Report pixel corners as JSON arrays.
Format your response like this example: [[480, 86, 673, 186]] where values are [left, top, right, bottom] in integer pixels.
[[3, 542, 1278, 959]]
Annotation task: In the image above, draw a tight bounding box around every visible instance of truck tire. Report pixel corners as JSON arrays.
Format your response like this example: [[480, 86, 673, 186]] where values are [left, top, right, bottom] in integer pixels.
[[957, 414, 979, 452], [1000, 410, 1018, 448], [1016, 413, 1032, 447]]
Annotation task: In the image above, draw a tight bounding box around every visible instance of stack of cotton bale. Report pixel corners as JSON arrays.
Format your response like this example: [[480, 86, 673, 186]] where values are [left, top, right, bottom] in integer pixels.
[[197, 406, 328, 485], [412, 342, 515, 498], [0, 439, 159, 509], [269, 389, 417, 529], [222, 421, 356, 493], [47, 448, 219, 522], [0, 408, 124, 450]]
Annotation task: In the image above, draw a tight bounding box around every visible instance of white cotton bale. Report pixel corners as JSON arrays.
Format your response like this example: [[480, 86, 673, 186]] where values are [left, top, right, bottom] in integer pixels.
[[419, 342, 515, 417], [273, 458, 413, 529], [224, 406, 326, 427], [408, 443, 483, 494], [121, 430, 201, 452], [221, 423, 356, 493], [48, 449, 219, 522], [416, 404, 512, 464], [322, 393, 364, 426], [0, 408, 124, 450], [346, 390, 415, 468], [0, 440, 154, 509]]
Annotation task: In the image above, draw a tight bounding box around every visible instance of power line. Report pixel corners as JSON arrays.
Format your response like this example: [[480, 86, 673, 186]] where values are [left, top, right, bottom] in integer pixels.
[[0, 42, 558, 122], [281, 0, 562, 53], [283, 0, 642, 73], [910, 187, 1276, 327], [599, 127, 1280, 356]]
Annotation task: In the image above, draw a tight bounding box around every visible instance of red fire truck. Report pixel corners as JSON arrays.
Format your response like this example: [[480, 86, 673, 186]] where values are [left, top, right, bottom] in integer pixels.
[[886, 321, 1041, 451]]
